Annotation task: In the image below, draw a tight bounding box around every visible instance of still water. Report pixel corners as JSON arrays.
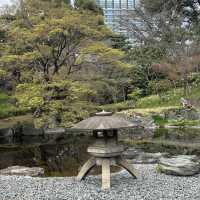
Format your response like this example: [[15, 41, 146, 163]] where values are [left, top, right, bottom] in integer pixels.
[[1, 123, 200, 177], [0, 132, 94, 177]]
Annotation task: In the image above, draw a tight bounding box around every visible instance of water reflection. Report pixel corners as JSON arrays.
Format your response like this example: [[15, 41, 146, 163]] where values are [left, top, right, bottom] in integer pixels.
[[0, 132, 94, 177], [153, 128, 200, 142], [1, 124, 200, 176]]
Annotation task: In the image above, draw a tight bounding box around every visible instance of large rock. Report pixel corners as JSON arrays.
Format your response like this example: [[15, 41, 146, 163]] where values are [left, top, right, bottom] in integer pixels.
[[130, 116, 156, 128], [0, 128, 14, 138], [0, 166, 45, 177], [22, 124, 44, 136], [0, 122, 43, 138], [165, 108, 200, 120], [44, 128, 66, 142], [158, 155, 200, 176], [117, 112, 156, 129], [44, 128, 65, 135], [123, 148, 169, 164]]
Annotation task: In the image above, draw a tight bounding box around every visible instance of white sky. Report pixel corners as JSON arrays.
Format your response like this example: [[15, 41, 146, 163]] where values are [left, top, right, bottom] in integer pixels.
[[0, 0, 12, 6]]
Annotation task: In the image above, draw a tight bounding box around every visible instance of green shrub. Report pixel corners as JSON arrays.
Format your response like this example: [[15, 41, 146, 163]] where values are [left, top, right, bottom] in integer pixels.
[[168, 119, 200, 127], [135, 90, 182, 108], [152, 115, 168, 126], [100, 101, 135, 112], [75, 0, 102, 13], [0, 91, 30, 119], [147, 80, 172, 97], [128, 88, 142, 101], [155, 164, 162, 173]]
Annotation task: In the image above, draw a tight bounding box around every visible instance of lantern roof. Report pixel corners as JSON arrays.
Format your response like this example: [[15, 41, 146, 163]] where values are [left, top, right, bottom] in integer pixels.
[[72, 110, 134, 130]]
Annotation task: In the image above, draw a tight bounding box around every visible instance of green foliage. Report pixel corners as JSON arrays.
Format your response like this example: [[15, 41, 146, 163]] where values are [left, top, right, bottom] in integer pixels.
[[83, 42, 130, 70], [15, 83, 44, 109], [0, 55, 19, 65], [0, 69, 7, 79], [190, 73, 200, 87], [136, 94, 179, 108], [155, 164, 162, 173], [152, 115, 168, 126], [128, 46, 165, 95], [128, 88, 142, 101], [35, 101, 99, 128], [75, 0, 102, 13], [127, 0, 200, 98], [0, 91, 29, 119], [129, 46, 165, 66], [147, 79, 172, 96], [0, 0, 132, 128], [1, 0, 112, 80], [100, 101, 135, 112], [111, 34, 132, 51], [14, 80, 98, 127], [135, 88, 189, 109], [0, 92, 9, 104], [168, 119, 200, 127], [141, 0, 165, 14], [0, 29, 6, 41], [0, 104, 28, 119], [131, 86, 200, 127]]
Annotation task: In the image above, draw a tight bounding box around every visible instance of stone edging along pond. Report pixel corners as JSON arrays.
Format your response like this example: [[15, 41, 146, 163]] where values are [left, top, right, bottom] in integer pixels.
[[164, 125, 200, 129]]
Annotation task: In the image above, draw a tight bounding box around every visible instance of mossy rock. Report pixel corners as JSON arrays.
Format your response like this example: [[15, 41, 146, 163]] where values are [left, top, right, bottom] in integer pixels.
[[164, 108, 200, 121], [158, 155, 200, 176]]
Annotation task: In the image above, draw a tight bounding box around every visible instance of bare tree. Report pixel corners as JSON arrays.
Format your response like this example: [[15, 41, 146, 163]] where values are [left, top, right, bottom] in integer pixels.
[[120, 0, 200, 96]]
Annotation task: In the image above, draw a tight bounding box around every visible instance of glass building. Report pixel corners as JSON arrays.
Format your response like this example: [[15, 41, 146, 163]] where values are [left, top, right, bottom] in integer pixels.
[[96, 0, 140, 36]]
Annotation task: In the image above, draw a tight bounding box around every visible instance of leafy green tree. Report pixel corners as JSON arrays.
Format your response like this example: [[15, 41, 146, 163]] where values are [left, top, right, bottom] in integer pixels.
[[123, 0, 200, 97], [147, 79, 172, 98], [75, 0, 102, 13], [110, 34, 132, 51], [128, 46, 165, 95], [0, 0, 109, 80], [15, 79, 96, 127], [0, 0, 131, 127]]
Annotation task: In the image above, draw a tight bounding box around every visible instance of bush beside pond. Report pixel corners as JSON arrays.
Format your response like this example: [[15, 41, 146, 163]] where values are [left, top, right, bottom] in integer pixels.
[[0, 91, 30, 119], [100, 101, 135, 112]]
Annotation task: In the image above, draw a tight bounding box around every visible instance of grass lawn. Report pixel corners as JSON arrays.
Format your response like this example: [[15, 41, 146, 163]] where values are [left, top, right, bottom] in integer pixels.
[[100, 100, 135, 112], [101, 87, 200, 116], [122, 106, 179, 116], [135, 87, 200, 109], [117, 87, 200, 127]]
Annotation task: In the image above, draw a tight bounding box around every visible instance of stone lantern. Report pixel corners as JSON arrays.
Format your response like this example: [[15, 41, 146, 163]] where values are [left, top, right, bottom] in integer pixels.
[[72, 111, 138, 189]]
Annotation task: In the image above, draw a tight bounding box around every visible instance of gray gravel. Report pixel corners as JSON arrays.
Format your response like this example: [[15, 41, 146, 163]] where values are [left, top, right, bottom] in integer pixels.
[[0, 164, 200, 200]]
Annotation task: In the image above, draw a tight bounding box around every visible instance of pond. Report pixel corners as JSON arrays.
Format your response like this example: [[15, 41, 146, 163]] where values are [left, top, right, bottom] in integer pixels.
[[1, 121, 200, 177], [0, 131, 95, 177]]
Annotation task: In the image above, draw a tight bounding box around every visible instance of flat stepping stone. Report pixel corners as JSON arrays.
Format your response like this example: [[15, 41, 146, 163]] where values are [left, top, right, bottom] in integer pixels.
[[123, 148, 168, 164], [0, 166, 45, 177], [158, 155, 200, 176]]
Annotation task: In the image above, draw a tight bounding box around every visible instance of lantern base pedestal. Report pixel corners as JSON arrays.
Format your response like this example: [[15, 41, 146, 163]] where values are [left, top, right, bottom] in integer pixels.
[[77, 156, 138, 190]]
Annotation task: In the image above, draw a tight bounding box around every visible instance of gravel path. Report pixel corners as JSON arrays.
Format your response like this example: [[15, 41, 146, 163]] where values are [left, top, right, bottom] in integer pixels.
[[0, 164, 200, 200]]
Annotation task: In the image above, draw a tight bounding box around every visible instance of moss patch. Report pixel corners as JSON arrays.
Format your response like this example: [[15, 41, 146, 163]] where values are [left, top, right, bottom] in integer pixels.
[[121, 106, 179, 117]]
